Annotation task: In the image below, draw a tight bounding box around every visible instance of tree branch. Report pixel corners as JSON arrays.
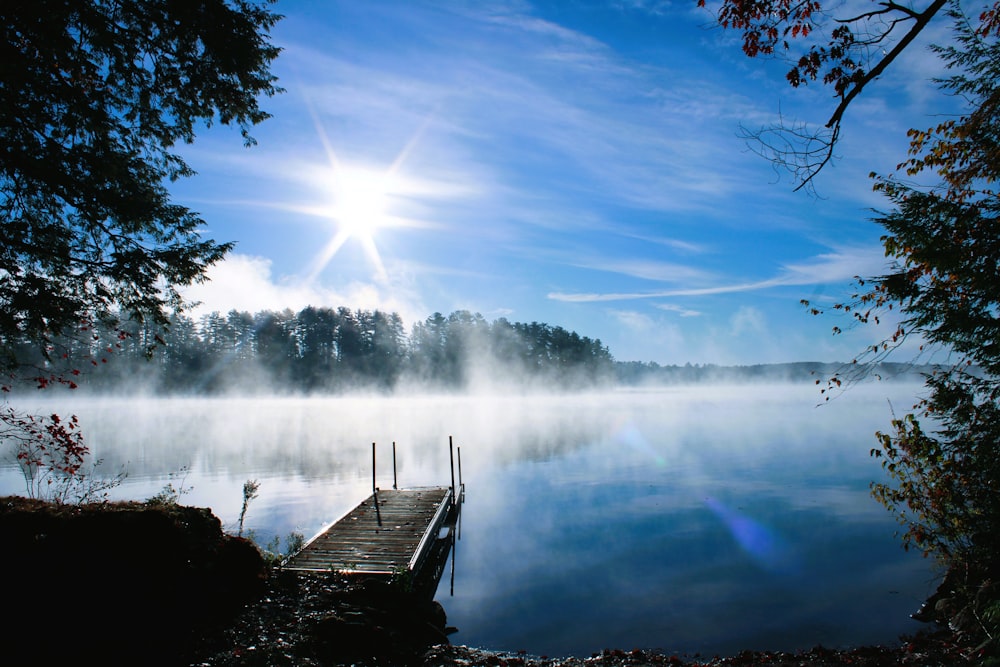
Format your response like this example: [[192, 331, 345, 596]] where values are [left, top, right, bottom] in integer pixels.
[[838, 1, 921, 24], [828, 0, 949, 130]]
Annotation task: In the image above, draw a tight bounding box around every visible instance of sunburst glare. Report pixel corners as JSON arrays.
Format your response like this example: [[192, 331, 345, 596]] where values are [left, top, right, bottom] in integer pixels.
[[305, 165, 400, 283], [300, 104, 437, 285]]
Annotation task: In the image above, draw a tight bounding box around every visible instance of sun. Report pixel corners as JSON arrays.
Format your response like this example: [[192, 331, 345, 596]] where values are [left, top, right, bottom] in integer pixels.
[[331, 168, 394, 240], [305, 165, 399, 283], [298, 105, 436, 285]]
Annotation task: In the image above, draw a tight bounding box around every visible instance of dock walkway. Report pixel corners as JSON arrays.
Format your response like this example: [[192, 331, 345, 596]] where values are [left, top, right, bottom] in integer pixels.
[[284, 487, 455, 576]]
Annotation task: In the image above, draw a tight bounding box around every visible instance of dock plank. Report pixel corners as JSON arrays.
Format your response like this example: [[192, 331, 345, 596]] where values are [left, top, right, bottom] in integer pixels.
[[284, 487, 452, 575]]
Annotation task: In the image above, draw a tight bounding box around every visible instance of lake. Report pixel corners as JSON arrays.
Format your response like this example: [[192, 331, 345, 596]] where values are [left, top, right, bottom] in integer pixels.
[[0, 382, 938, 658]]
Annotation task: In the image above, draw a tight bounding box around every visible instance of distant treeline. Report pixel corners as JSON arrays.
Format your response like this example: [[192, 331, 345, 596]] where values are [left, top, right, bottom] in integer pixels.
[[21, 306, 940, 395], [35, 307, 615, 393], [615, 360, 940, 385]]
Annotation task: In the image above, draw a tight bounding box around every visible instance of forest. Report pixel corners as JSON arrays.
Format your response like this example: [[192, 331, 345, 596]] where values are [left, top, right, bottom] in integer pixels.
[[25, 307, 616, 394], [18, 304, 932, 396]]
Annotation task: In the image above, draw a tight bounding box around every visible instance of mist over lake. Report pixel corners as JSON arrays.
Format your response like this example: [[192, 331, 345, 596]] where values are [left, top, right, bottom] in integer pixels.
[[0, 382, 937, 658]]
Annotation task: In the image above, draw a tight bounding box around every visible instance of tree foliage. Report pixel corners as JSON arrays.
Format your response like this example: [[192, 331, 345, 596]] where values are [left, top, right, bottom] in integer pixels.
[[860, 187, 1000, 567], [706, 0, 1000, 640], [700, 0, 961, 191], [0, 0, 281, 372], [1, 0, 281, 505], [859, 17, 1000, 584]]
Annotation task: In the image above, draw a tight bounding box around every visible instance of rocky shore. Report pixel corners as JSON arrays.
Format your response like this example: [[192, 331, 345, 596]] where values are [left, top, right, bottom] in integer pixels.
[[0, 497, 983, 666], [193, 569, 970, 666]]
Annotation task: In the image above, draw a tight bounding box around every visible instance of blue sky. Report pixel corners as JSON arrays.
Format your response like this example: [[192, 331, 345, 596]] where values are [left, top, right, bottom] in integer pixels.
[[174, 0, 952, 365]]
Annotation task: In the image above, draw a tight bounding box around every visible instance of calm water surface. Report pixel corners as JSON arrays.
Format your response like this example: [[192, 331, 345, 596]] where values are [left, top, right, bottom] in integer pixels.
[[0, 383, 937, 657]]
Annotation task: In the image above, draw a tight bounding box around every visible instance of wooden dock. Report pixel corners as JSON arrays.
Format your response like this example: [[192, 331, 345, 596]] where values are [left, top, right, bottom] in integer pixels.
[[284, 487, 456, 576]]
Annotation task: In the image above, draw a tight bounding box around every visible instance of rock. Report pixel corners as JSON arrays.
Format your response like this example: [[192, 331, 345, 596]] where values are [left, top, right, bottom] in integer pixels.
[[309, 577, 453, 665]]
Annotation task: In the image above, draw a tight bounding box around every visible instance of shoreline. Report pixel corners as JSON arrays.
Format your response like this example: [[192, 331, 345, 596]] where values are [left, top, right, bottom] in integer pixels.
[[190, 568, 971, 667], [0, 496, 981, 666]]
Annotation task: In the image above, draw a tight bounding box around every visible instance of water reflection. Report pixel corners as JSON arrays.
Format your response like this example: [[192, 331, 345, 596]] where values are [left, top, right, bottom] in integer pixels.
[[0, 384, 936, 657], [442, 385, 935, 657], [412, 491, 464, 601]]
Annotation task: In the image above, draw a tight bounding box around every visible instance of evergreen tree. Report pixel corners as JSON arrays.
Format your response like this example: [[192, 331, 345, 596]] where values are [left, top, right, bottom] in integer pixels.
[[0, 0, 281, 373]]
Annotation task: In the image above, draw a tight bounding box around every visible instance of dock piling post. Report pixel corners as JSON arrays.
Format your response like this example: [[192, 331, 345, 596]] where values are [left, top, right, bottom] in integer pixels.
[[449, 436, 456, 507], [372, 442, 381, 526], [392, 441, 398, 490]]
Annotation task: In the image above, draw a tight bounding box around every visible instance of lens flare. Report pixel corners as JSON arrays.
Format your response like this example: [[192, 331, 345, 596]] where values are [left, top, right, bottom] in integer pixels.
[[705, 496, 800, 575], [614, 422, 667, 467]]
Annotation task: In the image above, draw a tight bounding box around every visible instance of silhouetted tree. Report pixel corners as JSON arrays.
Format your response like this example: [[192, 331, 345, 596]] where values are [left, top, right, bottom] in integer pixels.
[[295, 306, 338, 390], [1, 0, 281, 373], [408, 313, 448, 385], [370, 310, 406, 387], [254, 310, 295, 385]]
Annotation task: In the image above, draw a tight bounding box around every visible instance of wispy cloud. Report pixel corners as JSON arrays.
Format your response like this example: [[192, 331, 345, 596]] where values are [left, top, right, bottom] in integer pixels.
[[567, 257, 715, 283], [548, 244, 889, 303], [278, 3, 784, 223], [657, 303, 702, 317], [622, 233, 711, 255], [730, 305, 767, 336], [608, 308, 688, 353]]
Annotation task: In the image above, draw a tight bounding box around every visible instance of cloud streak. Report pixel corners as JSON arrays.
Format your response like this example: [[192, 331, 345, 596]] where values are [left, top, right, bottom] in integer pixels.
[[548, 245, 890, 303]]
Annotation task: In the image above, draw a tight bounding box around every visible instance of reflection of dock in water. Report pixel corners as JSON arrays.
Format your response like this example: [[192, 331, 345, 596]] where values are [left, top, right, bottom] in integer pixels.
[[284, 438, 463, 593]]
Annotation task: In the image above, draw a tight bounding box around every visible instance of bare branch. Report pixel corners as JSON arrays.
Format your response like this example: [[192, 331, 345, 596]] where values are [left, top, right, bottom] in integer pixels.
[[828, 0, 949, 130], [738, 111, 839, 194], [709, 0, 950, 190], [838, 1, 921, 24]]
